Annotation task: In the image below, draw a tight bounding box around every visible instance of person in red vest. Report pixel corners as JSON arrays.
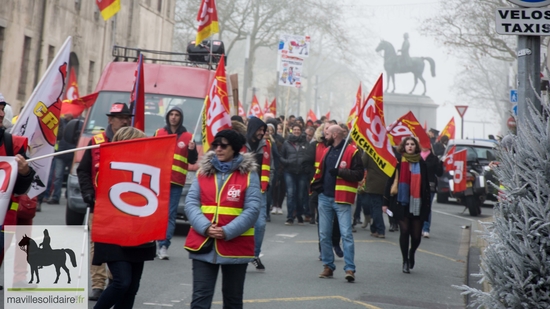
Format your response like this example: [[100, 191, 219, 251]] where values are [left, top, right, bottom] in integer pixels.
[[184, 129, 260, 309], [311, 125, 363, 282], [0, 95, 35, 291], [77, 102, 132, 301], [154, 106, 197, 260]]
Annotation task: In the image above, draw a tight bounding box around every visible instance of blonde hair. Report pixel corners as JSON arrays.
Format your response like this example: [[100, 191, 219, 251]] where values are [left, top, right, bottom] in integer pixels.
[[113, 127, 146, 142]]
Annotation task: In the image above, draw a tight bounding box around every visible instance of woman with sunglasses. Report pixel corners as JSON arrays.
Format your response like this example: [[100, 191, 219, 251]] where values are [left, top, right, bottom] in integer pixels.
[[184, 129, 261, 309]]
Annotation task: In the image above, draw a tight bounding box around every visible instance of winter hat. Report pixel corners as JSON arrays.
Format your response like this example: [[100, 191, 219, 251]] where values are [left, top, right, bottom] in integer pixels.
[[0, 93, 7, 106], [214, 129, 246, 153]]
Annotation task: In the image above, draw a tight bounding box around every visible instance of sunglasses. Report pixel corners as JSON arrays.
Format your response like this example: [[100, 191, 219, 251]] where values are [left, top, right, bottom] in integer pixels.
[[211, 142, 230, 150]]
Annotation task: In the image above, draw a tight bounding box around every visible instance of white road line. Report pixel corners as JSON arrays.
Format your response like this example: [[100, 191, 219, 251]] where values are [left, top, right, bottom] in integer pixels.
[[143, 303, 174, 307], [275, 233, 298, 238], [432, 209, 475, 222]]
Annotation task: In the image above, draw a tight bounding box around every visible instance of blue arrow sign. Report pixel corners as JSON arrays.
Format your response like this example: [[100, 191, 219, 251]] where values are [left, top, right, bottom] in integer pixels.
[[510, 89, 518, 103], [512, 104, 518, 116]]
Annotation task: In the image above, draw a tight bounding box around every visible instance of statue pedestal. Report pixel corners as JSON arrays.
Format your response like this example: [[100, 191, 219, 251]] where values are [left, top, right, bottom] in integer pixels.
[[383, 93, 438, 129]]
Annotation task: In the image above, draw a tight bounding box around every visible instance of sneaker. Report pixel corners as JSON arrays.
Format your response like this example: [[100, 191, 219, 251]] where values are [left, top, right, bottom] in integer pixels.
[[285, 219, 293, 226], [423, 231, 430, 238], [333, 244, 344, 258], [277, 207, 283, 215], [377, 234, 385, 239], [319, 266, 333, 278], [251, 257, 265, 271], [158, 246, 169, 260], [370, 232, 379, 238], [345, 270, 355, 282], [271, 208, 277, 215]]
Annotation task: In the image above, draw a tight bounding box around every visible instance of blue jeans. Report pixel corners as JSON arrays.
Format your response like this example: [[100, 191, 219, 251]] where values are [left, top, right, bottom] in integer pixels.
[[366, 193, 385, 235], [254, 193, 266, 257], [423, 192, 435, 233], [318, 193, 355, 272], [42, 157, 71, 202], [355, 193, 371, 221], [94, 260, 144, 309], [158, 184, 183, 248], [191, 259, 248, 309], [284, 172, 309, 221]]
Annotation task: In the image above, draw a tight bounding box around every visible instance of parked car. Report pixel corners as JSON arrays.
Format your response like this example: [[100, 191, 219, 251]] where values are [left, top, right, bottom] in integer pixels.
[[436, 139, 499, 204]]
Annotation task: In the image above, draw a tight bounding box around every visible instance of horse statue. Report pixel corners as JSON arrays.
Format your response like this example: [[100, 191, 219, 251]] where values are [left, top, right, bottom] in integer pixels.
[[375, 40, 436, 96], [18, 234, 77, 284]]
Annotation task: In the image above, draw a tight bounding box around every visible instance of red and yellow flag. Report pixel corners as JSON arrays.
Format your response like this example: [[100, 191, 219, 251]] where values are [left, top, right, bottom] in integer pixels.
[[325, 111, 331, 120], [195, 0, 219, 45], [347, 83, 362, 129], [64, 67, 80, 101], [307, 109, 317, 122], [267, 98, 277, 115], [248, 95, 264, 119], [96, 0, 120, 21], [130, 54, 145, 131], [350, 74, 396, 177], [238, 100, 246, 117], [202, 56, 232, 152], [387, 111, 431, 150], [438, 117, 456, 141], [61, 92, 98, 117]]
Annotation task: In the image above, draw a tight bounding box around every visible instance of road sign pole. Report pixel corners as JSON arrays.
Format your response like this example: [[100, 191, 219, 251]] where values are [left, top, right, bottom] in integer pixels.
[[461, 117, 464, 139], [517, 35, 541, 134]]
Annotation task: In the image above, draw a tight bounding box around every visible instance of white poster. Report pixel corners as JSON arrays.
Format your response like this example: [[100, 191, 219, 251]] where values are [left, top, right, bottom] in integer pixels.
[[3, 225, 88, 309], [278, 55, 303, 88], [278, 34, 310, 58], [0, 157, 19, 225]]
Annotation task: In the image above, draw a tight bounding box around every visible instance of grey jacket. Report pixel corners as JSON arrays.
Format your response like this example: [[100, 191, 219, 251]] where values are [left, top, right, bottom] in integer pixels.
[[184, 151, 261, 264]]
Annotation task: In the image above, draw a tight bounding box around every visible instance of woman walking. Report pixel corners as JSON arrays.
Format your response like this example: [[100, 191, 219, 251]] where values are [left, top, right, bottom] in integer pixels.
[[383, 137, 431, 274], [184, 129, 261, 309]]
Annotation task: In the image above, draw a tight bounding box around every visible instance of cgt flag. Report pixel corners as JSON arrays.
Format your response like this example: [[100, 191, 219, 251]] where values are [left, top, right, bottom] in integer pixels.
[[347, 83, 362, 129], [202, 56, 232, 152], [267, 98, 277, 115], [307, 109, 317, 122], [195, 0, 219, 46], [0, 157, 19, 225], [238, 100, 246, 117], [350, 74, 397, 177], [387, 111, 432, 149], [248, 95, 264, 119], [61, 92, 98, 118], [64, 67, 79, 100], [96, 0, 121, 21], [11, 36, 72, 198], [92, 135, 175, 246], [130, 54, 145, 131], [438, 117, 455, 141]]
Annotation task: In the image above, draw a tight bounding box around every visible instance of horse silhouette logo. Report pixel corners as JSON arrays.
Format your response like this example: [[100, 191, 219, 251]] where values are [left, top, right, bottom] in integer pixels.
[[18, 229, 77, 284]]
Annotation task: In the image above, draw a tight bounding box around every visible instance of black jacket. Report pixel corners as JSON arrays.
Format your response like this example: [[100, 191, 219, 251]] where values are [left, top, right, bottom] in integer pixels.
[[424, 152, 443, 192], [279, 134, 312, 175]]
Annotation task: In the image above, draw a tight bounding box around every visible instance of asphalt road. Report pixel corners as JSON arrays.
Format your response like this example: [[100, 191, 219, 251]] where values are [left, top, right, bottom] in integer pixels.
[[1, 194, 493, 309]]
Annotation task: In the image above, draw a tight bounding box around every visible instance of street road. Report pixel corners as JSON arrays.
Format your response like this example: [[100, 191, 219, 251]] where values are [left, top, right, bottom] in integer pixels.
[[1, 194, 493, 309]]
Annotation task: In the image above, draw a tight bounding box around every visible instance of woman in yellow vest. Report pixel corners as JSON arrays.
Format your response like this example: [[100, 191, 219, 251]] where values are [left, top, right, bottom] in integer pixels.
[[184, 129, 261, 309]]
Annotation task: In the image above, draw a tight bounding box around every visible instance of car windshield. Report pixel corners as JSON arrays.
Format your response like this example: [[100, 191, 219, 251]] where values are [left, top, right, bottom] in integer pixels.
[[83, 91, 204, 142], [454, 145, 496, 162]]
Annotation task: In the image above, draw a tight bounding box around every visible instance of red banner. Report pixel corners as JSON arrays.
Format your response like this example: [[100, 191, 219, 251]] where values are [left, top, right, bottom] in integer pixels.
[[195, 0, 219, 45], [248, 95, 264, 119], [267, 98, 277, 115], [61, 92, 98, 117], [307, 109, 317, 122], [448, 148, 467, 192], [92, 135, 176, 246], [444, 145, 456, 172], [202, 56, 232, 153], [64, 67, 80, 101], [387, 111, 431, 149], [238, 100, 246, 117], [350, 74, 396, 177], [438, 117, 455, 141], [347, 83, 362, 128], [130, 54, 145, 131], [325, 111, 331, 120]]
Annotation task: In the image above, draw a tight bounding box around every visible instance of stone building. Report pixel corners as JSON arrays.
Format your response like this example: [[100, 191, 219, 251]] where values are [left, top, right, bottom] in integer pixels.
[[0, 0, 175, 113]]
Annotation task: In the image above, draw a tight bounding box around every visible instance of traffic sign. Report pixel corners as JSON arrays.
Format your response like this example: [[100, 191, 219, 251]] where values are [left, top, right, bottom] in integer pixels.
[[455, 105, 468, 118], [512, 104, 518, 116], [510, 89, 518, 103], [507, 0, 550, 8], [495, 8, 550, 35]]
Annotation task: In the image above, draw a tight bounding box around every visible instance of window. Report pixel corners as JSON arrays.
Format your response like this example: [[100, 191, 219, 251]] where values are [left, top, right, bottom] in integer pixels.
[[17, 36, 32, 101], [47, 45, 55, 67], [87, 61, 95, 94], [0, 27, 5, 83], [157, 0, 162, 12]]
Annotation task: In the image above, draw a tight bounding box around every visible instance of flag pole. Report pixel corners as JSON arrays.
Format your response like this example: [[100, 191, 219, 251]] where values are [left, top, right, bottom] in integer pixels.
[[26, 145, 99, 163], [191, 100, 207, 142], [282, 87, 291, 138], [334, 118, 355, 168]]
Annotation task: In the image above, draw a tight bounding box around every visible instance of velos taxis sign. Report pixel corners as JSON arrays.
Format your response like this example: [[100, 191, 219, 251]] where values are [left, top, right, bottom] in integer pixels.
[[496, 8, 550, 35]]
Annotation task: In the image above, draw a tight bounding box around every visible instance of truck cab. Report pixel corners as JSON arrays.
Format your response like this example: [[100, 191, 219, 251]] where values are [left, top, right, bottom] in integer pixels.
[[65, 46, 218, 225]]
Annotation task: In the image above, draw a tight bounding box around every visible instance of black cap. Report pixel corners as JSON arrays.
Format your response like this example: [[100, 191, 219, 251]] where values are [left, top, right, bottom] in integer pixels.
[[106, 102, 134, 117]]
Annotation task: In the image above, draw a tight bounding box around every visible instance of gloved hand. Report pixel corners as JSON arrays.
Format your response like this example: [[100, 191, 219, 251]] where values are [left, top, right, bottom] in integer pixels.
[[83, 193, 95, 206], [329, 168, 339, 177]]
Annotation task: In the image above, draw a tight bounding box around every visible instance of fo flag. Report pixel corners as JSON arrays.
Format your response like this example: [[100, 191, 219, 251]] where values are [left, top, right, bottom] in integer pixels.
[[0, 157, 19, 225], [444, 145, 456, 172], [92, 135, 175, 246], [448, 148, 467, 192], [202, 56, 232, 153], [387, 111, 431, 149], [438, 117, 455, 141], [12, 37, 72, 199], [195, 0, 219, 46], [350, 74, 397, 177]]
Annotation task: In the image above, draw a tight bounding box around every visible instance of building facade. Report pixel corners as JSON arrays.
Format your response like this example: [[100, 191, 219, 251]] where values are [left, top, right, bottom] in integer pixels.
[[0, 0, 175, 113]]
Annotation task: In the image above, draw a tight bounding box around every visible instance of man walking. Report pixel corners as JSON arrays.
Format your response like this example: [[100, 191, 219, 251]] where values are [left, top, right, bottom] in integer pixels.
[[155, 106, 197, 260], [362, 153, 389, 238], [243, 116, 271, 271], [311, 125, 363, 282]]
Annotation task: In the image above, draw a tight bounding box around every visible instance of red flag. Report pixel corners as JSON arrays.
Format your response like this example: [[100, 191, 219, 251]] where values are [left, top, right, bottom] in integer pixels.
[[325, 111, 331, 119], [423, 120, 427, 130], [92, 135, 175, 246], [268, 98, 277, 115], [263, 98, 269, 114], [444, 145, 456, 172], [387, 111, 432, 149], [238, 100, 246, 117], [307, 109, 317, 122], [64, 67, 79, 101], [195, 0, 219, 45], [448, 148, 467, 192], [61, 92, 98, 117], [201, 56, 232, 152], [347, 83, 362, 128], [351, 74, 397, 177], [248, 95, 264, 118], [130, 54, 145, 131], [96, 0, 120, 21], [438, 117, 455, 141]]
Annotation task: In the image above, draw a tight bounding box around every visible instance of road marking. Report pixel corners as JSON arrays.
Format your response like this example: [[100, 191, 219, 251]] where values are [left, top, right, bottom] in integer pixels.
[[432, 209, 475, 222], [276, 233, 298, 238], [212, 295, 382, 308], [143, 303, 174, 307]]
